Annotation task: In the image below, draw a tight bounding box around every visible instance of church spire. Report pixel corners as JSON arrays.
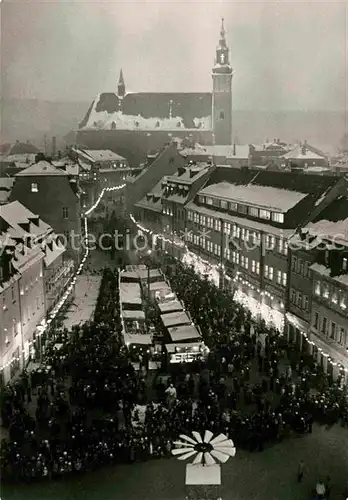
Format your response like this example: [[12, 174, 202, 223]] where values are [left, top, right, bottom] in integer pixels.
[[219, 18, 226, 47], [214, 18, 230, 66], [118, 69, 125, 98]]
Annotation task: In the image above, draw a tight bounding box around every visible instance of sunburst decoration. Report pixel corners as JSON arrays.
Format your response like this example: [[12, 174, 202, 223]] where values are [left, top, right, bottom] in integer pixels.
[[172, 431, 236, 465]]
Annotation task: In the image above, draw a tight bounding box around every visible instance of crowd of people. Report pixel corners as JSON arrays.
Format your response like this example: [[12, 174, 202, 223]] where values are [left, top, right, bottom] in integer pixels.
[[0, 258, 347, 492]]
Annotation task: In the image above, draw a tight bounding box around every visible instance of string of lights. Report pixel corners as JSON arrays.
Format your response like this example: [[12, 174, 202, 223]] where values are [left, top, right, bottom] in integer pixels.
[[1, 183, 126, 374], [129, 214, 348, 376]]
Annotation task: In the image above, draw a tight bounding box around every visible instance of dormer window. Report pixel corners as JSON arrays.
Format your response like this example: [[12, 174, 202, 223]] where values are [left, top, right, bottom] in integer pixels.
[[272, 212, 284, 223], [31, 182, 38, 193]]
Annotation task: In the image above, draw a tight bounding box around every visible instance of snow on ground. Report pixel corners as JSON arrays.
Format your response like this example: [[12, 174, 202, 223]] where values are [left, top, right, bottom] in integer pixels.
[[62, 275, 102, 330]]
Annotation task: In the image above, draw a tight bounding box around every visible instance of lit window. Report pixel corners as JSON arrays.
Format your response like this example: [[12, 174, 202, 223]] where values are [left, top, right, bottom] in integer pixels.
[[248, 206, 259, 217], [259, 209, 271, 220], [188, 211, 193, 221], [252, 231, 260, 245], [276, 270, 282, 284], [266, 235, 275, 249], [206, 197, 213, 205], [232, 225, 240, 238], [323, 285, 329, 299], [282, 272, 287, 287], [214, 219, 221, 232], [332, 293, 338, 304], [224, 248, 231, 260], [232, 251, 239, 264], [343, 257, 347, 271], [264, 265, 274, 280], [193, 213, 199, 224], [340, 295, 346, 310], [31, 182, 38, 193], [224, 222, 231, 235], [272, 212, 284, 223], [315, 281, 321, 295]]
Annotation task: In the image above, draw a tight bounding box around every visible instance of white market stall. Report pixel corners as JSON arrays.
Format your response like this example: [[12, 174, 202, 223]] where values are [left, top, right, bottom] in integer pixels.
[[158, 299, 184, 314], [120, 282, 142, 306], [168, 325, 201, 343], [161, 311, 191, 328]]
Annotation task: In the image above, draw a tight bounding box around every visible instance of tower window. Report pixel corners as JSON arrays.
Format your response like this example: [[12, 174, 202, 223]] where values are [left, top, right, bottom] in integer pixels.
[[219, 111, 225, 120]]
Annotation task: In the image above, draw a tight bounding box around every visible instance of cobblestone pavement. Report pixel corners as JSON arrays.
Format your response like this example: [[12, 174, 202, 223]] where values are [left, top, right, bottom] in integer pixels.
[[2, 423, 347, 500]]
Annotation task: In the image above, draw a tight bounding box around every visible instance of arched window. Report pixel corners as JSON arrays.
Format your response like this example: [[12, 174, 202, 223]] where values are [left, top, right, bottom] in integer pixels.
[[111, 121, 116, 130]]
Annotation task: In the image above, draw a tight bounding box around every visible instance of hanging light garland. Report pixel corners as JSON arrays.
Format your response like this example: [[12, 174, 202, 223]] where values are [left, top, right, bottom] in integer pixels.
[[129, 215, 348, 376], [1, 183, 126, 375]]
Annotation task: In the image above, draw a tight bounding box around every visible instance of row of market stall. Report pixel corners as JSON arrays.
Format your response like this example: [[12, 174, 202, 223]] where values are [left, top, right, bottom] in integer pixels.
[[119, 265, 208, 366]]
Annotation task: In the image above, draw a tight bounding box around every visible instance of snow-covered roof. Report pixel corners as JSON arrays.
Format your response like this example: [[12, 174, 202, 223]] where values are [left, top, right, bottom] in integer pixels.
[[15, 161, 67, 176], [1, 200, 51, 239], [186, 201, 295, 237], [161, 311, 191, 328], [158, 300, 183, 313], [123, 310, 145, 320], [200, 181, 307, 212], [149, 281, 172, 294], [137, 268, 163, 280], [120, 282, 142, 305], [310, 263, 348, 289], [0, 178, 15, 189], [180, 144, 250, 160], [78, 149, 126, 163], [168, 325, 201, 342], [43, 240, 66, 267], [305, 219, 348, 245], [282, 145, 326, 160]]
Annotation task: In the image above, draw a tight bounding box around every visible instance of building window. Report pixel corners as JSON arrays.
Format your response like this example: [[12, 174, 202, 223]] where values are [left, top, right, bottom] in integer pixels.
[[271, 212, 284, 223], [282, 272, 287, 287], [62, 207, 69, 219], [248, 206, 259, 217], [251, 260, 260, 275], [207, 217, 214, 229], [220, 200, 228, 210], [252, 231, 260, 245], [266, 235, 275, 249], [276, 270, 282, 285], [340, 295, 347, 310], [206, 197, 213, 205], [224, 248, 231, 260], [232, 251, 239, 264], [303, 295, 309, 311], [199, 215, 206, 226], [214, 219, 221, 232], [314, 281, 321, 295], [322, 285, 329, 299], [296, 291, 302, 308], [338, 327, 345, 344], [193, 212, 199, 224], [241, 228, 249, 241], [264, 265, 274, 281], [303, 261, 309, 278], [290, 288, 296, 304], [237, 204, 248, 214], [232, 225, 240, 238], [241, 255, 249, 269], [224, 222, 231, 235], [259, 209, 271, 220], [330, 322, 336, 340], [291, 256, 297, 272], [331, 293, 338, 304], [11, 287, 16, 303], [31, 182, 38, 193], [229, 202, 237, 211], [313, 311, 319, 329], [298, 259, 304, 275], [188, 211, 193, 221], [321, 317, 328, 335]]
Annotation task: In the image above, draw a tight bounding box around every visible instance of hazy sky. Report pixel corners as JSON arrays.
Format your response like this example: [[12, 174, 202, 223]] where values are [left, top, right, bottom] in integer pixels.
[[2, 0, 347, 111]]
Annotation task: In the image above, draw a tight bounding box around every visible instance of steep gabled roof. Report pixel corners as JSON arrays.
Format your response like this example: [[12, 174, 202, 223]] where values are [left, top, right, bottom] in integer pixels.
[[15, 161, 67, 176]]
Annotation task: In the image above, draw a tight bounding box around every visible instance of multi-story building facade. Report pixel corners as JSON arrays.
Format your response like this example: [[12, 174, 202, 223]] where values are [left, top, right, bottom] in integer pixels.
[[287, 193, 348, 379], [0, 201, 71, 384], [9, 161, 82, 262], [184, 169, 346, 332]]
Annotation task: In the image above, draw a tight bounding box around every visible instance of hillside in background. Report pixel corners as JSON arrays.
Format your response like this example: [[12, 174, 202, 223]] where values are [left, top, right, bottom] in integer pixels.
[[1, 98, 345, 155]]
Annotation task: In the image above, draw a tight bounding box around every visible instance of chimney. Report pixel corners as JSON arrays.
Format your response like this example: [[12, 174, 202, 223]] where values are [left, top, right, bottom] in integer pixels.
[[52, 136, 57, 158]]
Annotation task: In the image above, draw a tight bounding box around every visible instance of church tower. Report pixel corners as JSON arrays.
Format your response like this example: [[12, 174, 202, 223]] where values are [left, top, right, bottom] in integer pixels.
[[118, 69, 126, 98], [212, 19, 233, 145]]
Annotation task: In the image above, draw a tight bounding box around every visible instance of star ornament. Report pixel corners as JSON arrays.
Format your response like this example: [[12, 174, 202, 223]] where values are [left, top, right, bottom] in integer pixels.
[[172, 431, 236, 465]]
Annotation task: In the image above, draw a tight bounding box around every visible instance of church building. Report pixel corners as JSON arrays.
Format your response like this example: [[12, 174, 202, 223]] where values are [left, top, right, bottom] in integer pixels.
[[77, 20, 233, 165]]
